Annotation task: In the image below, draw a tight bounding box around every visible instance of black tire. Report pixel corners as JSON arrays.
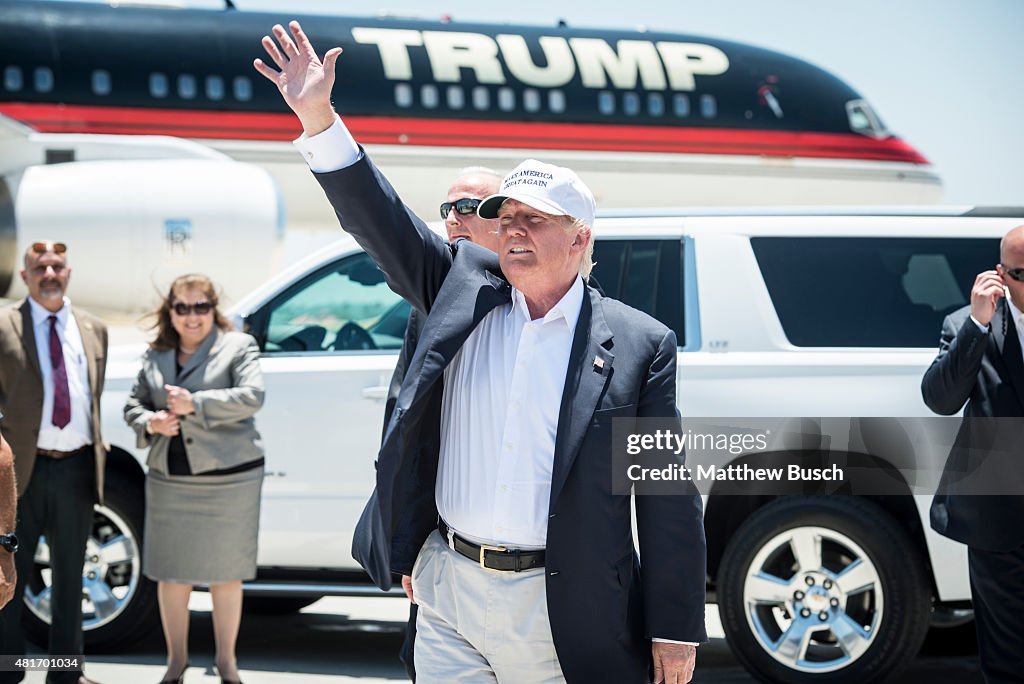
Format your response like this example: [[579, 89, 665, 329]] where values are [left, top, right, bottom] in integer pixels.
[[243, 595, 323, 615], [22, 468, 160, 651], [718, 496, 931, 684]]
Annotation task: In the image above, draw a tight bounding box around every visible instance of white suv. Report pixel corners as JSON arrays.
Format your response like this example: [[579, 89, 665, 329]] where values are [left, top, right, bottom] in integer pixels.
[[22, 206, 1022, 683]]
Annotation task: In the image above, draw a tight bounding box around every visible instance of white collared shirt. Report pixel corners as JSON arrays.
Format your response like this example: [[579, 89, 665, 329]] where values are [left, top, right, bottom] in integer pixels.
[[29, 297, 93, 450], [437, 278, 584, 548]]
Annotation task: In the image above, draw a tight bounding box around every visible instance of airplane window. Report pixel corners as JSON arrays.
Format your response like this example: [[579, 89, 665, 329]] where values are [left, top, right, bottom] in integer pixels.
[[395, 83, 413, 108], [523, 88, 541, 113], [421, 84, 439, 109], [472, 86, 489, 110], [34, 67, 53, 93], [648, 93, 664, 117], [548, 90, 566, 113], [700, 94, 717, 119], [498, 87, 515, 112], [205, 75, 224, 101], [150, 73, 169, 98], [178, 74, 196, 99], [233, 76, 252, 102], [846, 99, 888, 139], [447, 86, 465, 110], [673, 94, 690, 118], [3, 66, 22, 92], [598, 91, 615, 115], [623, 92, 640, 116], [91, 70, 111, 96]]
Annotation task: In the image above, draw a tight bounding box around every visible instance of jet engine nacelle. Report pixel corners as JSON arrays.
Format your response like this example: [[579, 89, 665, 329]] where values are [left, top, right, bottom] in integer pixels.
[[0, 159, 284, 312]]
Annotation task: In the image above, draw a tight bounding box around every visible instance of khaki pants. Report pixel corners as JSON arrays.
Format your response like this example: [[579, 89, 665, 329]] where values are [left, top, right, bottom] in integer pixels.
[[411, 530, 566, 684]]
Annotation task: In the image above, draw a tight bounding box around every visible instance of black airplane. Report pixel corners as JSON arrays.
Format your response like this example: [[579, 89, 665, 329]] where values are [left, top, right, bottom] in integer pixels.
[[0, 0, 941, 309]]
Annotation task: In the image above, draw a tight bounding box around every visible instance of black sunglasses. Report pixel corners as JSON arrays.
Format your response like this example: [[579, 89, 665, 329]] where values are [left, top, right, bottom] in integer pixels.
[[1002, 265, 1024, 282], [171, 301, 213, 316], [439, 198, 482, 220]]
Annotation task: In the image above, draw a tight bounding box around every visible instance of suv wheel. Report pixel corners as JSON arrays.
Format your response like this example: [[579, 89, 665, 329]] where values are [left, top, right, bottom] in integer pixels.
[[718, 497, 930, 683], [22, 469, 159, 650]]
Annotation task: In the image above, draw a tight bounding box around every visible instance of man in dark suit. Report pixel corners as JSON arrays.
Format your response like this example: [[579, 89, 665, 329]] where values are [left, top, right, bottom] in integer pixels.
[[0, 241, 107, 684], [256, 22, 707, 683], [921, 225, 1024, 684]]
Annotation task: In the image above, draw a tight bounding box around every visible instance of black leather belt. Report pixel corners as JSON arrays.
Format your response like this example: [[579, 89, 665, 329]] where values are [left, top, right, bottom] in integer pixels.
[[36, 445, 91, 459], [439, 520, 545, 572]]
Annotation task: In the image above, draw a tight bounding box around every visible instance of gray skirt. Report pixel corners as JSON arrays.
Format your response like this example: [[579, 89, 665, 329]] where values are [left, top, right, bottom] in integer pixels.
[[144, 466, 264, 584]]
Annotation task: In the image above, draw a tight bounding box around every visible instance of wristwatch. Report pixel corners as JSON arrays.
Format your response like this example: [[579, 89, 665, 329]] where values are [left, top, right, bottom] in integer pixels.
[[0, 533, 17, 553]]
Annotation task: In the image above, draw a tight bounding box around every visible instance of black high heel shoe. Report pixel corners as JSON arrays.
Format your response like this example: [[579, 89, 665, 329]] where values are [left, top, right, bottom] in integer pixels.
[[158, 661, 189, 684], [213, 665, 243, 684]]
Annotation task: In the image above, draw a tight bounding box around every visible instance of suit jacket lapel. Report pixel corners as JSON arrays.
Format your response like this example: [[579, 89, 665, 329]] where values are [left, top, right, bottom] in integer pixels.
[[74, 309, 100, 394], [396, 251, 511, 415], [154, 348, 176, 389], [16, 299, 42, 379], [177, 329, 220, 382], [550, 289, 614, 506]]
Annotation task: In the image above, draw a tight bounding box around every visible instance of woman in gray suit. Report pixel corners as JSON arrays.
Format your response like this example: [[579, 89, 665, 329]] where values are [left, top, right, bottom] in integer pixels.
[[124, 274, 264, 684]]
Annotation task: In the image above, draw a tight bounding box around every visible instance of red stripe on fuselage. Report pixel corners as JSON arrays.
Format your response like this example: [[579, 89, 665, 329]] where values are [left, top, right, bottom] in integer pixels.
[[0, 103, 929, 164]]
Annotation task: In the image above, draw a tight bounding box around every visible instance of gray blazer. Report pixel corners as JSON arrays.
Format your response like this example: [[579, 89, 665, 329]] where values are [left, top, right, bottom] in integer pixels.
[[124, 330, 265, 475]]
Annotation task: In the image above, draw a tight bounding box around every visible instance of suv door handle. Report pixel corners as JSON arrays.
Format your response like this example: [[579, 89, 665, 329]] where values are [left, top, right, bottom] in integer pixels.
[[362, 385, 389, 401]]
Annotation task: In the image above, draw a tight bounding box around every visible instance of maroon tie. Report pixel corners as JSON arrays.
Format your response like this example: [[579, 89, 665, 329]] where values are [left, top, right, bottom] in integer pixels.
[[48, 314, 71, 429]]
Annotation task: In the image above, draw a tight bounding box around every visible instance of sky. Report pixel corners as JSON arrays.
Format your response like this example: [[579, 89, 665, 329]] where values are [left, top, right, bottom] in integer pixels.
[[62, 0, 1024, 206]]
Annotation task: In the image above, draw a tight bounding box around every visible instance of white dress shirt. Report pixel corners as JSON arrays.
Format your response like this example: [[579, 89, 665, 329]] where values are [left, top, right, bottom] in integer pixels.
[[29, 297, 93, 450], [295, 120, 695, 645], [438, 279, 583, 547]]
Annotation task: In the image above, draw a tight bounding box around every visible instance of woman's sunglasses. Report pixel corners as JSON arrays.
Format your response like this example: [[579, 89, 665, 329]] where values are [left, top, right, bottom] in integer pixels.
[[171, 302, 213, 316]]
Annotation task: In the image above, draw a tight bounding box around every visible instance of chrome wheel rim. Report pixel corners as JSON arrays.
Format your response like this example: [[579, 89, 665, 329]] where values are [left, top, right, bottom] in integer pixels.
[[25, 503, 142, 631], [742, 526, 883, 673]]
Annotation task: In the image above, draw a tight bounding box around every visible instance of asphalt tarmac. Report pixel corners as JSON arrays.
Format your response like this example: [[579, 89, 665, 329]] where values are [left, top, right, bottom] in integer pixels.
[[18, 596, 982, 683]]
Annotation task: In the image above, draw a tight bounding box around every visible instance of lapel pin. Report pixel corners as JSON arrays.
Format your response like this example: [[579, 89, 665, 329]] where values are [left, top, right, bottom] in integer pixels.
[[593, 356, 605, 370]]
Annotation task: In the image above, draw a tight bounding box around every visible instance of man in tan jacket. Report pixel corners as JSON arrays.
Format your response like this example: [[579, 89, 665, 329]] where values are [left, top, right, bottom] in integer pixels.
[[0, 241, 106, 684]]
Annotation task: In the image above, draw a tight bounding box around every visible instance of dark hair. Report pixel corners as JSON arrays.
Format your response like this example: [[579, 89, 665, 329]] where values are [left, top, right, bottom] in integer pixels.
[[149, 274, 233, 351]]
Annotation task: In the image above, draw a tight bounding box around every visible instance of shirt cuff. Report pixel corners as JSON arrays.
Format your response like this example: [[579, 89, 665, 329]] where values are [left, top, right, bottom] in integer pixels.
[[292, 115, 362, 173], [652, 638, 699, 646], [970, 315, 990, 333]]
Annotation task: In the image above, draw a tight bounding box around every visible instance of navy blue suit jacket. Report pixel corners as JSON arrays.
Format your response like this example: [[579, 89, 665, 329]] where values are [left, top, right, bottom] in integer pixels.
[[329, 153, 707, 682]]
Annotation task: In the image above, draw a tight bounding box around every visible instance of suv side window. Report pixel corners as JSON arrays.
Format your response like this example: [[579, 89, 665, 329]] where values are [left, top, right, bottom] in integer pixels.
[[261, 253, 410, 353], [751, 237, 999, 347], [591, 239, 685, 345]]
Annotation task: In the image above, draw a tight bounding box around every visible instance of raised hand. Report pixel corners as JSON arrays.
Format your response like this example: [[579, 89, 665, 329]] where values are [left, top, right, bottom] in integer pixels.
[[253, 20, 342, 136], [970, 269, 1005, 327]]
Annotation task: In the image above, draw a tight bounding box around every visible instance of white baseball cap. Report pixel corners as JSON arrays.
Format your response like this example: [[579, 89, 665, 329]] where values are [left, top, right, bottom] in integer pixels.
[[477, 159, 596, 228]]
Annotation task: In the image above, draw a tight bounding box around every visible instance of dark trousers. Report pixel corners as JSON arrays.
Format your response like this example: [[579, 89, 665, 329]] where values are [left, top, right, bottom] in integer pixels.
[[0, 452, 95, 684], [400, 602, 417, 681], [969, 544, 1024, 684]]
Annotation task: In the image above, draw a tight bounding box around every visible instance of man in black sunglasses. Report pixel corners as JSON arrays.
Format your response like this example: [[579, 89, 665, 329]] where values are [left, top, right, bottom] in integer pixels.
[[439, 169, 503, 252], [922, 224, 1024, 684]]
